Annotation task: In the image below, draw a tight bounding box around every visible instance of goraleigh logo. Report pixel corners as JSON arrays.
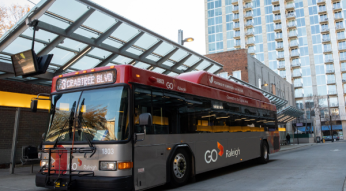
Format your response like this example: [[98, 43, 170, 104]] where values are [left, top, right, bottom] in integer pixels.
[[226, 148, 240, 158], [209, 76, 213, 84]]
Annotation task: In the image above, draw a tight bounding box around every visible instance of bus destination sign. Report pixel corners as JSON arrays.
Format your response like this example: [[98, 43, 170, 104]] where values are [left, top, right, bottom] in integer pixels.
[[56, 70, 116, 91]]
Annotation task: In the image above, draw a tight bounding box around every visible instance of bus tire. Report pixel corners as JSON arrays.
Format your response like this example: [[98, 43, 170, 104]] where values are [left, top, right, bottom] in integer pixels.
[[170, 149, 191, 187], [258, 141, 269, 164]]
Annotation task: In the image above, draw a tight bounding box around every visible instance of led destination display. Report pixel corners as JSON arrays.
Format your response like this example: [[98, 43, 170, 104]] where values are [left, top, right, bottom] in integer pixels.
[[56, 70, 116, 91]]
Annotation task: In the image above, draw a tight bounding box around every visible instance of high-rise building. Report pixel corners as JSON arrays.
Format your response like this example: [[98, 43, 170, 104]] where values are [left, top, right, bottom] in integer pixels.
[[204, 0, 346, 139]]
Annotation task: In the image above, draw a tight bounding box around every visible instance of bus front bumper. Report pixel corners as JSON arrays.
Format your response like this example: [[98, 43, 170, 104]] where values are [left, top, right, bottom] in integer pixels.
[[36, 173, 132, 191]]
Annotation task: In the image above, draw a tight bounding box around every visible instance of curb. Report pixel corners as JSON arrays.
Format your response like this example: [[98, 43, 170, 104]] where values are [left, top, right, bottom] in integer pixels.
[[279, 144, 314, 152], [343, 176, 346, 191]]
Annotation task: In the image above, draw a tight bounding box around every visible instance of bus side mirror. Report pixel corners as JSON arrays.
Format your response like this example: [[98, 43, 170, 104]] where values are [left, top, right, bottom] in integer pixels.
[[31, 100, 38, 112], [139, 113, 152, 126]]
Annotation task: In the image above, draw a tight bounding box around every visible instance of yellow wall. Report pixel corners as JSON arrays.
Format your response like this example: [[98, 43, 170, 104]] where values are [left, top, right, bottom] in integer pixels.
[[0, 91, 50, 110]]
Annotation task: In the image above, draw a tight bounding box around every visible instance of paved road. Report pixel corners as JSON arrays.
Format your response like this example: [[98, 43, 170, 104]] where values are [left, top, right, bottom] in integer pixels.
[[0, 142, 345, 191]]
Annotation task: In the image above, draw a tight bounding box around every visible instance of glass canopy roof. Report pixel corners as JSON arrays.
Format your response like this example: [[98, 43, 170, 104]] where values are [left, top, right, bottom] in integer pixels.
[[0, 0, 223, 85]]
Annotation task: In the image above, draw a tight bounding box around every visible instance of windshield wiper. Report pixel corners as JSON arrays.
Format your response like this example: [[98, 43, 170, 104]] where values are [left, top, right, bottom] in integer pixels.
[[77, 115, 96, 158]]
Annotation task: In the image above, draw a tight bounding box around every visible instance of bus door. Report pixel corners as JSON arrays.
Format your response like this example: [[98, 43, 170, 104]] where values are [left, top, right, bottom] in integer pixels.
[[133, 87, 167, 190]]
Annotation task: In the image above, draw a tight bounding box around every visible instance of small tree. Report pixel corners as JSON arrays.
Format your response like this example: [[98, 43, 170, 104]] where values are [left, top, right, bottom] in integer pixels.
[[0, 4, 30, 37]]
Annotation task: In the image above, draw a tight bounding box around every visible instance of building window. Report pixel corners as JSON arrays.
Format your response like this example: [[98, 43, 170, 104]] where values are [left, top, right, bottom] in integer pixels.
[[233, 70, 241, 80]]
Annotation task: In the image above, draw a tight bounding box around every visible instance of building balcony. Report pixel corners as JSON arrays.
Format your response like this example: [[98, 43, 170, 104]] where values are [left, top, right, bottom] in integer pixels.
[[336, 25, 345, 32], [231, 0, 238, 5], [290, 52, 300, 58], [328, 90, 337, 95], [341, 67, 346, 72], [318, 7, 327, 14], [337, 35, 346, 41], [245, 31, 254, 36], [333, 5, 342, 12], [286, 4, 295, 10], [295, 93, 304, 98], [274, 25, 282, 31], [278, 64, 286, 70], [233, 24, 240, 30], [232, 7, 239, 13], [321, 27, 329, 34], [275, 35, 283, 41], [325, 69, 335, 73], [281, 74, 286, 78], [289, 32, 298, 38], [277, 54, 285, 60], [319, 17, 329, 23], [234, 43, 241, 48], [342, 78, 346, 83], [286, 13, 296, 19], [245, 22, 254, 28], [317, 0, 325, 4], [322, 37, 331, 43], [276, 44, 284, 50], [248, 49, 256, 55], [335, 15, 343, 21], [291, 62, 301, 68], [323, 48, 332, 54], [287, 22, 297, 29], [290, 41, 299, 48], [245, 13, 253, 19], [292, 73, 302, 78], [246, 40, 255, 45], [274, 16, 281, 22], [272, 0, 280, 4], [244, 4, 253, 10], [233, 16, 239, 22], [340, 57, 346, 62], [330, 103, 339, 107], [325, 58, 334, 63], [327, 80, 336, 84], [273, 6, 280, 13], [294, 83, 303, 88]]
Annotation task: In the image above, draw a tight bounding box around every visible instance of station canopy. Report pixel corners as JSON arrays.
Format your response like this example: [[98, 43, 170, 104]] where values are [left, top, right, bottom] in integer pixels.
[[0, 0, 223, 86], [277, 106, 304, 124]]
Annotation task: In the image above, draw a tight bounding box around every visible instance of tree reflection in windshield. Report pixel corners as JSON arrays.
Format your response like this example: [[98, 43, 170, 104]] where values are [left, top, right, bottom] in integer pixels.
[[45, 87, 128, 142]]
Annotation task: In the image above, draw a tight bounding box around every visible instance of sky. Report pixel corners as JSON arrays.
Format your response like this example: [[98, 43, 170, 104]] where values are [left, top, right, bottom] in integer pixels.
[[0, 0, 207, 55]]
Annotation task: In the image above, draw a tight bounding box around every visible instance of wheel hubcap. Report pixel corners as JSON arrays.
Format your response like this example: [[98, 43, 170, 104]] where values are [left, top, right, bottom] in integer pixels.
[[173, 153, 186, 179], [263, 146, 268, 160]]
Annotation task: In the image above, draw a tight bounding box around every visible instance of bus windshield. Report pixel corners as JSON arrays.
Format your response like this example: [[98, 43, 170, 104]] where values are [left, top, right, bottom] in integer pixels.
[[45, 86, 129, 142]]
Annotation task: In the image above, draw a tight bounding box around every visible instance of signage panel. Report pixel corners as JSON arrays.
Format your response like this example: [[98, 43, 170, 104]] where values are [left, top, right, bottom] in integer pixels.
[[56, 70, 116, 91], [11, 49, 37, 76]]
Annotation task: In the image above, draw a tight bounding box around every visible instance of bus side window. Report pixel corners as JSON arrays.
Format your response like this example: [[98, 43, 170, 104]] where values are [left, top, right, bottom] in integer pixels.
[[134, 87, 152, 133]]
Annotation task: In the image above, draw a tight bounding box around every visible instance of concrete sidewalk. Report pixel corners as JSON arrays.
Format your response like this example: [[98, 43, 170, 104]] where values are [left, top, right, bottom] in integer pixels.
[[279, 143, 315, 152]]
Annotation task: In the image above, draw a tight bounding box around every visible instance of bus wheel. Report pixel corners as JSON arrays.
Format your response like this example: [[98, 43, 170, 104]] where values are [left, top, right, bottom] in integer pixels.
[[258, 141, 269, 164], [170, 149, 191, 187]]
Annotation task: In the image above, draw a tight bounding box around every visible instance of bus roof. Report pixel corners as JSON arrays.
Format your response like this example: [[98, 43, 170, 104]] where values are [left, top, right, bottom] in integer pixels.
[[51, 65, 276, 111]]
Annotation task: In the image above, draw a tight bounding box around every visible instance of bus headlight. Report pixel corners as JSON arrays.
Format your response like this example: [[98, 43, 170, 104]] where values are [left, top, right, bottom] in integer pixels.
[[100, 161, 117, 171]]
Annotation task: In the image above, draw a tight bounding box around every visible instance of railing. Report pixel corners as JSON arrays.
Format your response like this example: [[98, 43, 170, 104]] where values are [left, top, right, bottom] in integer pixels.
[[326, 69, 335, 73], [289, 32, 298, 37], [276, 44, 284, 49], [295, 93, 304, 98], [286, 4, 295, 9], [278, 64, 285, 69], [318, 7, 327, 12], [290, 41, 299, 47], [277, 54, 285, 59], [245, 13, 253, 17], [286, 13, 295, 18], [273, 6, 280, 11], [335, 15, 343, 20], [291, 52, 300, 57], [327, 80, 336, 84], [245, 31, 254, 35], [321, 27, 329, 32], [328, 90, 337, 95], [294, 83, 302, 87], [245, 22, 254, 27], [340, 46, 346, 51], [246, 40, 255, 44], [248, 49, 255, 53], [325, 58, 333, 62], [323, 48, 332, 53], [244, 4, 253, 9], [292, 73, 302, 77], [235, 42, 241, 46], [233, 15, 239, 20], [274, 16, 281, 20], [336, 25, 345, 30], [322, 37, 331, 42], [334, 5, 342, 10], [337, 35, 346, 40], [272, 0, 279, 3], [340, 57, 346, 61], [341, 67, 346, 71], [288, 22, 297, 27], [320, 17, 328, 22], [233, 6, 239, 11], [275, 25, 282, 30], [330, 103, 339, 107], [234, 24, 240, 28], [317, 0, 325, 3], [275, 35, 283, 39], [291, 62, 301, 67], [232, 0, 238, 3], [281, 75, 286, 78]]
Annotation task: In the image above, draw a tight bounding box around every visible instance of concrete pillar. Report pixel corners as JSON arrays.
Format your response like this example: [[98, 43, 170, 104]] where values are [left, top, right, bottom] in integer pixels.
[[342, 121, 346, 140]]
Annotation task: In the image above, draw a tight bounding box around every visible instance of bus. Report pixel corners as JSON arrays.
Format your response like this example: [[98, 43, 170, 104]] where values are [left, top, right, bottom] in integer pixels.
[[34, 65, 280, 191]]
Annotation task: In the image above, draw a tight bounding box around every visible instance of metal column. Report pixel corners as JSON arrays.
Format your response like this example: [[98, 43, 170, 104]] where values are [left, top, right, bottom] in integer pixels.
[[10, 108, 21, 174]]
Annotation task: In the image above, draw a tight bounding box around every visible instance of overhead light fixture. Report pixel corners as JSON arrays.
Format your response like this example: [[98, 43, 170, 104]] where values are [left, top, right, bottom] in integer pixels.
[[216, 116, 230, 119], [184, 37, 194, 42], [202, 114, 216, 118]]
